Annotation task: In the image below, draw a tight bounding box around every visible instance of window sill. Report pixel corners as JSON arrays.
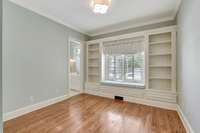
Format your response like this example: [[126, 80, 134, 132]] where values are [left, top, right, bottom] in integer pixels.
[[100, 81, 145, 89]]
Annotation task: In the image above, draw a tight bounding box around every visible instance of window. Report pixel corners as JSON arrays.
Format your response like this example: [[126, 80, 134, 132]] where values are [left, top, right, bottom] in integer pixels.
[[101, 37, 145, 86], [70, 43, 80, 75]]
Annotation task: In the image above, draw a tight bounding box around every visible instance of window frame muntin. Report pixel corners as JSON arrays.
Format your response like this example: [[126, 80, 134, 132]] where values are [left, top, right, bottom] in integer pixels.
[[102, 52, 145, 86]]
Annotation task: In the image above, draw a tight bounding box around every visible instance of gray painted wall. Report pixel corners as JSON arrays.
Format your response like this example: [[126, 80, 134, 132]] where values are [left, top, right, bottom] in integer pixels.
[[90, 20, 176, 40], [177, 0, 200, 132], [0, 0, 2, 132], [3, 1, 87, 114]]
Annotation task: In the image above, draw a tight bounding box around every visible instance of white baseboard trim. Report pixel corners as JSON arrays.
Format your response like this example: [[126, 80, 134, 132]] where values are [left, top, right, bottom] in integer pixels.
[[85, 89, 177, 111], [3, 94, 70, 122], [125, 96, 177, 111], [177, 105, 195, 133]]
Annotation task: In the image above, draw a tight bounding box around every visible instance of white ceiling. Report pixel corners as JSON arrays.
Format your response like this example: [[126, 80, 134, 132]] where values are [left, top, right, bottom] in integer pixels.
[[9, 0, 181, 36]]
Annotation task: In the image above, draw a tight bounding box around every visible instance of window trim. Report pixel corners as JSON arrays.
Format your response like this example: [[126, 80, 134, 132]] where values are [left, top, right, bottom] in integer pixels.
[[100, 80, 145, 89], [101, 50, 145, 88]]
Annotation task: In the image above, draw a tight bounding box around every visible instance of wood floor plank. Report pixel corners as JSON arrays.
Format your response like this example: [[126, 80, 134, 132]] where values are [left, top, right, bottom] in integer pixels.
[[4, 94, 186, 133]]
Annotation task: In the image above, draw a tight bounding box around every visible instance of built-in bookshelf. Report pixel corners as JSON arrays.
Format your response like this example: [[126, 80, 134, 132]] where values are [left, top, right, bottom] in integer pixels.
[[148, 32, 175, 92], [86, 31, 176, 91], [87, 43, 100, 83], [85, 26, 177, 106]]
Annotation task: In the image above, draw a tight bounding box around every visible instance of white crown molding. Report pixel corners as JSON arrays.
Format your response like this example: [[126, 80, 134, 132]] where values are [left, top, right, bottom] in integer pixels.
[[177, 105, 195, 133], [87, 25, 177, 44], [88, 16, 175, 36], [3, 94, 70, 122], [8, 0, 90, 36], [173, 0, 182, 19]]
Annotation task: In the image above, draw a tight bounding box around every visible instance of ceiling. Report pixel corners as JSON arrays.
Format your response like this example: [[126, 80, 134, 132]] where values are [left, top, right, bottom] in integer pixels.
[[9, 0, 181, 36]]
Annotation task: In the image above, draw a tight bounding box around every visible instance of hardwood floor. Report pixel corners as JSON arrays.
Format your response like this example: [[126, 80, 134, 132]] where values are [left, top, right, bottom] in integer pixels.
[[4, 94, 186, 133]]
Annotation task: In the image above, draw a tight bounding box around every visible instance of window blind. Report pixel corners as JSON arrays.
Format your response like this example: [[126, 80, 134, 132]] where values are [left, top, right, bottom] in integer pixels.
[[103, 36, 145, 55]]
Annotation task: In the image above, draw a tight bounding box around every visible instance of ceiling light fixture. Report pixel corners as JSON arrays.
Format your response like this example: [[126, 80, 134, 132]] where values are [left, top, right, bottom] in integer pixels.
[[92, 0, 111, 14]]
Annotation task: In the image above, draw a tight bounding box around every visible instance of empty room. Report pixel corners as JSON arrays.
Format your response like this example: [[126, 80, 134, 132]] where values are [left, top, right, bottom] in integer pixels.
[[1, 0, 200, 132]]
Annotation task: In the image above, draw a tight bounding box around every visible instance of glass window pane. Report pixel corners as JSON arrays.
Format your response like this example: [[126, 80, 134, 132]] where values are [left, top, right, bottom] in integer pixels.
[[103, 52, 144, 85], [70, 44, 80, 75]]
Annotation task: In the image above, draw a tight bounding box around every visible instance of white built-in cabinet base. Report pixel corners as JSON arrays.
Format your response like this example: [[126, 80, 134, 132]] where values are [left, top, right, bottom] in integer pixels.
[[85, 82, 177, 110]]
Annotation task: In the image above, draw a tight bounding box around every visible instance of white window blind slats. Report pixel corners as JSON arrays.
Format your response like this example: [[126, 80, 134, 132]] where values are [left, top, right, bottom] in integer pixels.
[[103, 36, 145, 55]]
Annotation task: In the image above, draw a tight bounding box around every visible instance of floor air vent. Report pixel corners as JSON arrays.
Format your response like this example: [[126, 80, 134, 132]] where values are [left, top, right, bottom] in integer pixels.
[[114, 96, 124, 101]]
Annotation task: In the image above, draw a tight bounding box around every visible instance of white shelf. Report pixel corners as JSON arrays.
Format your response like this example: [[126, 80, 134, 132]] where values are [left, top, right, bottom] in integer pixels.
[[149, 79, 171, 90], [149, 65, 171, 68], [149, 52, 171, 56], [88, 65, 99, 68], [148, 31, 174, 92], [87, 43, 100, 83], [88, 48, 99, 52], [149, 76, 171, 80], [88, 57, 99, 59], [88, 73, 99, 76], [148, 88, 172, 91], [146, 89, 176, 94], [149, 40, 171, 45]]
